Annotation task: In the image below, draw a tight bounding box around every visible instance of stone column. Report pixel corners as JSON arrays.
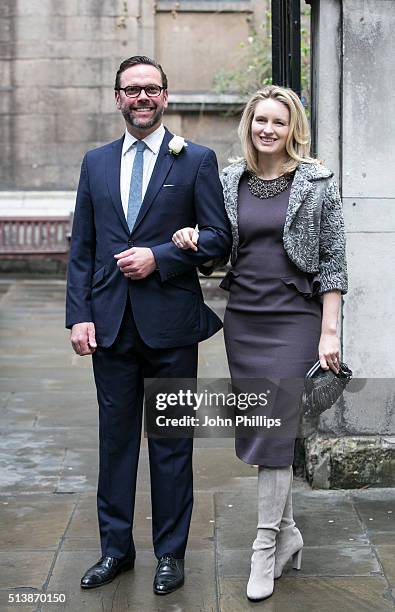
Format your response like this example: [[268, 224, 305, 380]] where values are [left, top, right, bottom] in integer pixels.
[[306, 0, 395, 488]]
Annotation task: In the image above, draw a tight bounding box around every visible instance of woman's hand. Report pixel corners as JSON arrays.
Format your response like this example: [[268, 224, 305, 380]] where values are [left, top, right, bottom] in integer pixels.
[[318, 331, 340, 373], [172, 227, 199, 252]]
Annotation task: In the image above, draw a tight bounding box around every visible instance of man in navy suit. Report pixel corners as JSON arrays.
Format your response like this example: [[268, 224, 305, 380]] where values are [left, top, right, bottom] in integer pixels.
[[66, 56, 231, 594]]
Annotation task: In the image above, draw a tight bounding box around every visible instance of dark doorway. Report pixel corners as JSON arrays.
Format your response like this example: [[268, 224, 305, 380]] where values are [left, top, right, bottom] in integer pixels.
[[271, 0, 302, 96]]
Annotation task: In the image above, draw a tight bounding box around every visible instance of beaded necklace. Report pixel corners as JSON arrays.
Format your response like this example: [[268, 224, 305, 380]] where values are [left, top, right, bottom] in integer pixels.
[[247, 171, 294, 199]]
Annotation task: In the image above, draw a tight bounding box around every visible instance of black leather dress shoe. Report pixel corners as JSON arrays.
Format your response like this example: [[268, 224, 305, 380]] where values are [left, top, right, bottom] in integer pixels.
[[80, 555, 135, 589], [153, 554, 184, 595]]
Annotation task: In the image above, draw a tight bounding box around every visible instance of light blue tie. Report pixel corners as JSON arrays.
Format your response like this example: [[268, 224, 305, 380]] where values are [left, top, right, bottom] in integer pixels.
[[127, 140, 146, 231]]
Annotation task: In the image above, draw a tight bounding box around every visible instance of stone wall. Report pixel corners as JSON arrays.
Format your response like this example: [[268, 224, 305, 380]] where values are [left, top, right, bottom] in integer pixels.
[[1, 0, 146, 189], [0, 0, 267, 192]]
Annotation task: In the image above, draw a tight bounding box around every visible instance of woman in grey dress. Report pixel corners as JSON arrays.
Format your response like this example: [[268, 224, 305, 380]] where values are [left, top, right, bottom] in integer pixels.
[[172, 85, 348, 601]]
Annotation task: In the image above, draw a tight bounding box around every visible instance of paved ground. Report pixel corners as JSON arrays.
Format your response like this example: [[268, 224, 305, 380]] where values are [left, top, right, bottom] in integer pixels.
[[0, 277, 394, 612]]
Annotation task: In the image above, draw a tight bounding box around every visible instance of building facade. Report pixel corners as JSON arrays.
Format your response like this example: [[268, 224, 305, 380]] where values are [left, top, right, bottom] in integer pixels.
[[1, 0, 271, 196]]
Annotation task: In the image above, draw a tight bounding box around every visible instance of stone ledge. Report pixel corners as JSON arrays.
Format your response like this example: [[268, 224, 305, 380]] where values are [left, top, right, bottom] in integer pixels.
[[168, 92, 245, 112], [305, 434, 395, 489], [156, 1, 253, 13], [0, 192, 75, 216]]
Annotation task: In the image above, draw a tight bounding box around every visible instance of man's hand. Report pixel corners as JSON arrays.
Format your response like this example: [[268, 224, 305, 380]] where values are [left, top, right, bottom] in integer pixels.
[[114, 247, 157, 280], [71, 322, 97, 356]]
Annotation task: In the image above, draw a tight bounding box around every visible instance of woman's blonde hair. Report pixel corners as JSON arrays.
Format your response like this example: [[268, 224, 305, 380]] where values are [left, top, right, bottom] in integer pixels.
[[238, 85, 316, 175]]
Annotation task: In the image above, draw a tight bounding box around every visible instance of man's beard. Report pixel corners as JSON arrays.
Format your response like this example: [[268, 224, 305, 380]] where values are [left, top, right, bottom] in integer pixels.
[[121, 104, 164, 130]]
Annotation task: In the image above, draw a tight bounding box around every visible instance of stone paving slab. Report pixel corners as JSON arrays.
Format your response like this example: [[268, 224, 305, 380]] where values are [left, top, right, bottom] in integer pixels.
[[219, 576, 394, 611], [43, 551, 217, 612], [2, 391, 98, 430], [0, 552, 55, 590], [0, 346, 73, 356], [218, 544, 381, 578], [377, 546, 395, 585], [0, 596, 36, 612], [0, 377, 95, 394], [294, 491, 370, 546], [0, 494, 76, 551], [0, 392, 12, 409], [214, 490, 371, 550], [0, 430, 66, 492], [0, 355, 89, 368], [0, 428, 100, 493], [350, 490, 395, 544]]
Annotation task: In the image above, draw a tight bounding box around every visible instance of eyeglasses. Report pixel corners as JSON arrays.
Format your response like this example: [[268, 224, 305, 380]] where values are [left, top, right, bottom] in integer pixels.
[[115, 85, 165, 98]]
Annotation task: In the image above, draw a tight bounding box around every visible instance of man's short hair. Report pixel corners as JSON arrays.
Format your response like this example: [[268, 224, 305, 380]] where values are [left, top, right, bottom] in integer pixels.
[[115, 56, 168, 90]]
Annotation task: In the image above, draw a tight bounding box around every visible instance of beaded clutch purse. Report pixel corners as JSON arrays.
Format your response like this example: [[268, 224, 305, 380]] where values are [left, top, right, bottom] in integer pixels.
[[301, 360, 353, 418]]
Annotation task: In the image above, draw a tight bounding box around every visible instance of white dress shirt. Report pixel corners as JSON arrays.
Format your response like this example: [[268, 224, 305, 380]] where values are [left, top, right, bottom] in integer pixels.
[[120, 124, 166, 219]]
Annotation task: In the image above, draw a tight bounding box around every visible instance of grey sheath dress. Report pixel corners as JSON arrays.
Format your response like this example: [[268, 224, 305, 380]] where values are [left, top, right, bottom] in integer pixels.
[[222, 173, 322, 467]]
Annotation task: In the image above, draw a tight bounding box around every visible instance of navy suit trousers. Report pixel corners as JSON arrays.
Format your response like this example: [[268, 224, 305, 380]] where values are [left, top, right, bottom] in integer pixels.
[[92, 298, 197, 560]]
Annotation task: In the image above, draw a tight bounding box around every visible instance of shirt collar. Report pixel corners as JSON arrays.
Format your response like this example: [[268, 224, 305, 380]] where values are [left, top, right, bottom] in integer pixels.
[[122, 124, 165, 156]]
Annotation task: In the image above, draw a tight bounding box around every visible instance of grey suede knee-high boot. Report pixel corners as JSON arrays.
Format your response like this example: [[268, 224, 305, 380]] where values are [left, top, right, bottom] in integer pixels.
[[246, 465, 292, 601], [273, 467, 303, 579]]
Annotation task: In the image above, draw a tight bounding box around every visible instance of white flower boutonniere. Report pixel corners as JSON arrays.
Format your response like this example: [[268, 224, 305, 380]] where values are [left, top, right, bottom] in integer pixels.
[[168, 135, 188, 156]]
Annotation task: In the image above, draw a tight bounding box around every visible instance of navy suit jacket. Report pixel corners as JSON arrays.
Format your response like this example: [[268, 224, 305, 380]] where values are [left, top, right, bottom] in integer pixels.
[[66, 128, 232, 348]]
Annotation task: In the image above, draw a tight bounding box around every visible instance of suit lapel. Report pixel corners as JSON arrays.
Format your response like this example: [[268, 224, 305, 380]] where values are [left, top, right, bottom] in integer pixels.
[[132, 129, 175, 234], [105, 136, 130, 235]]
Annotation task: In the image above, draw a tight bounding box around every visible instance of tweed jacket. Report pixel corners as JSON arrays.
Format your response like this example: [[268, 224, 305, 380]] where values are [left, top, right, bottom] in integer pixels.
[[220, 159, 348, 295]]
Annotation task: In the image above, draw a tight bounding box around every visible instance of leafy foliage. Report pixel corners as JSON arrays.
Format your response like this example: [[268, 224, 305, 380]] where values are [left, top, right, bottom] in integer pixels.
[[213, 20, 272, 96], [213, 7, 311, 111]]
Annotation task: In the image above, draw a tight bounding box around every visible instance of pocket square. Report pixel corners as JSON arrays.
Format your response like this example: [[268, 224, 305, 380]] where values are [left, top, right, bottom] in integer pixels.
[[163, 184, 175, 187]]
